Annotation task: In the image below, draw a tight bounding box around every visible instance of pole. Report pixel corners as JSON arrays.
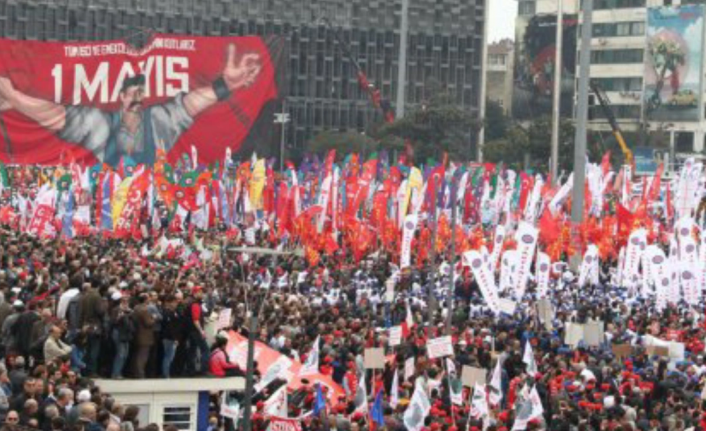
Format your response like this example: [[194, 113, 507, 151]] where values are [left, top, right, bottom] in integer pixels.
[[550, 0, 564, 185], [395, 0, 410, 118], [278, 100, 287, 172], [428, 181, 438, 324], [570, 0, 593, 270], [242, 300, 258, 431], [445, 181, 456, 334], [477, 0, 490, 162]]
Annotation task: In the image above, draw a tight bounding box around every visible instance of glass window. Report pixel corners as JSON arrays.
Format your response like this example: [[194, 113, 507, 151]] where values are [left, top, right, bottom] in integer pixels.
[[162, 405, 193, 431]]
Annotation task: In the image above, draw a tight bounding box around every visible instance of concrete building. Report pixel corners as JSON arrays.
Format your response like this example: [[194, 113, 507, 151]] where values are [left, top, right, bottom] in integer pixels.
[[0, 0, 487, 157], [486, 39, 514, 114], [517, 0, 705, 171]]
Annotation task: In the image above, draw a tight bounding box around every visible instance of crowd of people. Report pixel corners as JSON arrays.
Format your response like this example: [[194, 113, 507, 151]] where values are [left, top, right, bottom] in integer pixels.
[[0, 161, 705, 431]]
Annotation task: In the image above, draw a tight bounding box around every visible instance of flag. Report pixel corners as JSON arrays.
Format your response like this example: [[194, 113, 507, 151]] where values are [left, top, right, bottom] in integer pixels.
[[403, 379, 431, 431], [354, 372, 368, 413], [61, 188, 75, 239], [446, 358, 463, 405], [470, 384, 488, 419], [313, 384, 326, 416], [523, 341, 538, 376], [370, 390, 384, 427], [401, 300, 414, 337], [300, 336, 320, 376], [488, 358, 503, 406], [0, 161, 10, 192], [390, 368, 400, 409], [264, 386, 288, 417]]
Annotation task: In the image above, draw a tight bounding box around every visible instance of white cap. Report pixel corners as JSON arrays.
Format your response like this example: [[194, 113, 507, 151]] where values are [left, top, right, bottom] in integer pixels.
[[12, 300, 23, 308], [111, 291, 123, 301]]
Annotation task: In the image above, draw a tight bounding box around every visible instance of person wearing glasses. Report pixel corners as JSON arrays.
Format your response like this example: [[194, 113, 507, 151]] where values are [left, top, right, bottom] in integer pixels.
[[4, 409, 19, 425]]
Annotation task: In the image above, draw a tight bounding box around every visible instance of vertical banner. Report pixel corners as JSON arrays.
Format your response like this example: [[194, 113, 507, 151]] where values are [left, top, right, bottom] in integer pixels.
[[644, 5, 705, 121], [645, 245, 670, 311], [400, 214, 418, 269], [536, 252, 551, 298], [464, 250, 502, 314], [513, 222, 539, 299], [623, 229, 647, 290], [578, 245, 599, 288]]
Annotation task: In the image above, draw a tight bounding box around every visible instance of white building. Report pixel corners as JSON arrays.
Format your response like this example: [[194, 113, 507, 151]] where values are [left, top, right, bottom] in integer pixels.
[[516, 0, 705, 172], [95, 377, 245, 431]]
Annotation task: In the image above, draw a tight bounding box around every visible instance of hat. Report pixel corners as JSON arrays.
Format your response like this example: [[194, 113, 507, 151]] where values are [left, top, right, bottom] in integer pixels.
[[111, 291, 123, 301], [192, 285, 203, 295], [12, 300, 23, 308]]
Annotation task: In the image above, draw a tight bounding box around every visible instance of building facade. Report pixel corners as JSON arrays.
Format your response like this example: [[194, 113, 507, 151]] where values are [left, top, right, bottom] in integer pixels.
[[486, 39, 514, 114], [516, 0, 705, 171], [0, 0, 486, 158]]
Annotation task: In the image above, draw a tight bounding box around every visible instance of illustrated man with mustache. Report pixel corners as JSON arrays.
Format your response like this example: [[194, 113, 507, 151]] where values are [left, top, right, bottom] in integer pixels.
[[0, 44, 262, 166]]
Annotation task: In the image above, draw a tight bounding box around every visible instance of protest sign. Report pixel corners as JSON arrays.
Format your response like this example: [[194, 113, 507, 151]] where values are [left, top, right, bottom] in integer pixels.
[[462, 366, 487, 388], [612, 344, 633, 358], [405, 357, 415, 381], [217, 308, 233, 330], [364, 348, 386, 369], [389, 326, 402, 347], [427, 336, 454, 359], [583, 321, 605, 347]]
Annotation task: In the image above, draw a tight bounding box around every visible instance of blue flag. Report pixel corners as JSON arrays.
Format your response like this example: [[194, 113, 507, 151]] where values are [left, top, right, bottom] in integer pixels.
[[313, 384, 326, 416], [61, 190, 75, 239], [371, 390, 384, 426]]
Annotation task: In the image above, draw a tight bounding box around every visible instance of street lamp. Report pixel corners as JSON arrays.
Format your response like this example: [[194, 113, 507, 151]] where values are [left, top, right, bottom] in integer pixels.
[[274, 108, 290, 172]]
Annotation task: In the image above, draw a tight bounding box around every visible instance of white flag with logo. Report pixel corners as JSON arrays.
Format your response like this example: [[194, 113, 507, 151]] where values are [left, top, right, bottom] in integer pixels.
[[390, 368, 400, 409], [299, 336, 320, 376], [523, 341, 538, 376], [403, 379, 431, 431]]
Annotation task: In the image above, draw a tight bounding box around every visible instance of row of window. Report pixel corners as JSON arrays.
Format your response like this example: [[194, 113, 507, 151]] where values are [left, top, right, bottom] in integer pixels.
[[590, 49, 644, 64], [593, 0, 646, 10], [592, 77, 643, 92], [593, 21, 645, 38], [589, 104, 641, 120]]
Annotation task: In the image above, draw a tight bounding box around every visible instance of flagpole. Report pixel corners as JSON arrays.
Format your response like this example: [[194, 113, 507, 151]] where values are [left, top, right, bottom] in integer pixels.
[[445, 178, 456, 334], [428, 181, 439, 324]]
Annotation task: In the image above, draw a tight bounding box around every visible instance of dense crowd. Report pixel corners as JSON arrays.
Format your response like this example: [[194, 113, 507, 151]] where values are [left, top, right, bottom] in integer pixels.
[[1, 164, 706, 431]]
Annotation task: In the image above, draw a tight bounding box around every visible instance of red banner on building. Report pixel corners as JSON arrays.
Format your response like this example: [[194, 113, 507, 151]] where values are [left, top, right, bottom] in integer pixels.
[[0, 34, 284, 166]]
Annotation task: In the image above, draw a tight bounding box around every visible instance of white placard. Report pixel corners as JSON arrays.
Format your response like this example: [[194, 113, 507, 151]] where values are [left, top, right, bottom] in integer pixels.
[[389, 326, 402, 347], [427, 335, 454, 359], [217, 308, 233, 330]]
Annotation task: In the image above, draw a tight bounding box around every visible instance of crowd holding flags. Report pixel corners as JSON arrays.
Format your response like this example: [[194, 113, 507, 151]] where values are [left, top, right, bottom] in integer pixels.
[[0, 151, 704, 297]]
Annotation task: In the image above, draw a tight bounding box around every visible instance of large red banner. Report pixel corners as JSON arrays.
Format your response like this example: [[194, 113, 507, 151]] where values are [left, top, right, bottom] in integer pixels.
[[0, 34, 284, 166]]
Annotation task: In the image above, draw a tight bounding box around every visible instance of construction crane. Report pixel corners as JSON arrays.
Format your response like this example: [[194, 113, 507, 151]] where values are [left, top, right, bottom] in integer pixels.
[[589, 80, 634, 167]]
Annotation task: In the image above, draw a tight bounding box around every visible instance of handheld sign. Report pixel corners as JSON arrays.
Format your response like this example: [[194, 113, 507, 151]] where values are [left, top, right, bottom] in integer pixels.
[[364, 348, 386, 369], [427, 336, 454, 359]]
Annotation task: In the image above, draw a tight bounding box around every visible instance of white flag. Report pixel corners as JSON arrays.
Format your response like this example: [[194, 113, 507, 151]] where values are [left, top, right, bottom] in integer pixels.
[[523, 341, 538, 376], [403, 379, 431, 431], [299, 336, 320, 376], [470, 383, 488, 419], [264, 385, 288, 417], [446, 358, 463, 406], [488, 358, 503, 406], [390, 368, 400, 409], [354, 371, 368, 413]]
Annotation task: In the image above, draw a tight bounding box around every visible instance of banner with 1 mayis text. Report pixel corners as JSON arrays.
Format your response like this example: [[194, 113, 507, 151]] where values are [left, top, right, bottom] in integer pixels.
[[0, 34, 285, 166]]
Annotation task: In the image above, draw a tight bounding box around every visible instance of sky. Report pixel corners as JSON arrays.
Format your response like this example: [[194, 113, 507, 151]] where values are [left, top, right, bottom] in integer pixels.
[[488, 0, 518, 42]]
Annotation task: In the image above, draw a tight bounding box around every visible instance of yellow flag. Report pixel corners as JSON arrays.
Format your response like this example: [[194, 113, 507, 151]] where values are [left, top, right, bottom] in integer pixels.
[[111, 176, 134, 225], [249, 159, 266, 210]]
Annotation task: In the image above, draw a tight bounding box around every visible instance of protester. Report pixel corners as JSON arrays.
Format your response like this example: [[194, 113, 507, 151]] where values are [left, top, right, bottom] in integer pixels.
[[0, 156, 705, 431]]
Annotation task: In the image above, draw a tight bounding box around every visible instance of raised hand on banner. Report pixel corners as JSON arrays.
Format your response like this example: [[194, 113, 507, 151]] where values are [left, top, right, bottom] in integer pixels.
[[222, 44, 262, 91], [0, 76, 15, 111]]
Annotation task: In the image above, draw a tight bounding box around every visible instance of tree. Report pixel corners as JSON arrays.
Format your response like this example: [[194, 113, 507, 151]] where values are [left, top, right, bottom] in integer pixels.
[[306, 131, 404, 160], [375, 81, 481, 162], [483, 126, 530, 170], [485, 100, 509, 142]]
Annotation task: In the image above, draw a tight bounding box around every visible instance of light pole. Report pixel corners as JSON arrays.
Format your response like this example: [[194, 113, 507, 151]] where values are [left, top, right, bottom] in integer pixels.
[[570, 0, 594, 269], [274, 105, 290, 172], [550, 0, 564, 184]]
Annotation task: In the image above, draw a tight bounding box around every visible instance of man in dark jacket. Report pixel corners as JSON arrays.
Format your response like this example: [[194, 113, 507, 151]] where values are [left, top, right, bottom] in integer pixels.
[[132, 293, 155, 379], [77, 282, 105, 376], [12, 303, 40, 363]]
